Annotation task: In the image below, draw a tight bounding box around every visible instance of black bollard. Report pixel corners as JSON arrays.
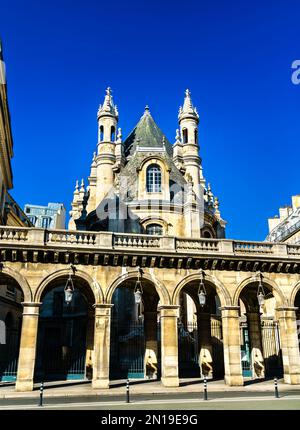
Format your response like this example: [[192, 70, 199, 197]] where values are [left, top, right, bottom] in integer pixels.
[[126, 379, 130, 403], [203, 378, 208, 401], [274, 377, 279, 398], [38, 382, 44, 407]]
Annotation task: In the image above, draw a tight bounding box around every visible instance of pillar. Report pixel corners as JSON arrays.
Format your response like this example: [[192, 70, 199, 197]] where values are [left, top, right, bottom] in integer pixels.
[[197, 312, 213, 378], [15, 302, 41, 392], [221, 306, 243, 386], [277, 307, 300, 384], [92, 304, 113, 389], [159, 305, 179, 387], [144, 311, 158, 378], [246, 311, 265, 379]]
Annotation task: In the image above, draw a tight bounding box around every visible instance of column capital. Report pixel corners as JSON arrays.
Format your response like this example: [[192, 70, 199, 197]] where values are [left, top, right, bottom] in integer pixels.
[[276, 306, 298, 312], [21, 302, 42, 316], [158, 305, 180, 318], [94, 303, 113, 317]]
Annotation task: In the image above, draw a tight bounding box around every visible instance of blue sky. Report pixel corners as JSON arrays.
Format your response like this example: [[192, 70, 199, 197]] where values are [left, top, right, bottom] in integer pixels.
[[1, 0, 299, 240]]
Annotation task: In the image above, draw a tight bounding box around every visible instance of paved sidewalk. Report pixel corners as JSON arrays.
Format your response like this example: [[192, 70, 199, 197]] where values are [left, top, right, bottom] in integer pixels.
[[0, 378, 299, 400]]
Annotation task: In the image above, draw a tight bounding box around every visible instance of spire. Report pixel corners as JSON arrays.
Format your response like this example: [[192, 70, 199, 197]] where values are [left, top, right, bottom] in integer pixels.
[[178, 89, 199, 122], [97, 87, 118, 119]]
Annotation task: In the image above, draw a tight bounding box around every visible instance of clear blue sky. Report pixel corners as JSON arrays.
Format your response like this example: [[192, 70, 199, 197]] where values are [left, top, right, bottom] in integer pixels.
[[1, 0, 299, 240]]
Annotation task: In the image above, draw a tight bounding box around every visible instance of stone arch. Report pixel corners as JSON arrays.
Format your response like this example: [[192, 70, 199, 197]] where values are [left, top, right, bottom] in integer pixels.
[[105, 269, 171, 305], [172, 272, 231, 307], [233, 275, 287, 307], [289, 280, 300, 307], [0, 266, 32, 302], [34, 268, 104, 304]]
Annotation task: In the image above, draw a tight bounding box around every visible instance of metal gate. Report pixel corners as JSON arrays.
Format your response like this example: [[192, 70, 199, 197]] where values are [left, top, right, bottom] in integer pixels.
[[178, 321, 200, 378], [0, 327, 20, 381], [261, 320, 283, 377], [36, 318, 87, 381], [110, 319, 145, 379]]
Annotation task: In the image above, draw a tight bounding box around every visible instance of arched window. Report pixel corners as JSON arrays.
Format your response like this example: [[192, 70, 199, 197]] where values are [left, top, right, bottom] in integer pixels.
[[99, 125, 104, 142], [183, 128, 188, 144], [146, 224, 163, 235], [203, 230, 212, 238], [195, 129, 198, 145], [146, 164, 162, 193], [111, 126, 115, 142]]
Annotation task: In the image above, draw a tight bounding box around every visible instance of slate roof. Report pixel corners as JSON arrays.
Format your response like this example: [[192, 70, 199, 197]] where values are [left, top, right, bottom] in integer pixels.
[[123, 107, 173, 157]]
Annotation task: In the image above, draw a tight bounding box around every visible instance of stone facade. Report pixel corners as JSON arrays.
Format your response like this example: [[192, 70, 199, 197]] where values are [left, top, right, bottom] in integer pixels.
[[0, 227, 299, 390]]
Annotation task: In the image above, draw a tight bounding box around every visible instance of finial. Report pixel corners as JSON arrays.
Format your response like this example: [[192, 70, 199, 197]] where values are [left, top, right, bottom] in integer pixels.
[[80, 178, 85, 191], [185, 89, 191, 97], [117, 127, 122, 140], [106, 87, 111, 96], [175, 128, 181, 144], [75, 180, 79, 192], [214, 196, 220, 210], [162, 136, 166, 147]]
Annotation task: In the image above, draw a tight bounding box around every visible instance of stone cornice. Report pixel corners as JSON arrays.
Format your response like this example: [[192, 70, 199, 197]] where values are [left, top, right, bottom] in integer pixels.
[[0, 226, 300, 273]]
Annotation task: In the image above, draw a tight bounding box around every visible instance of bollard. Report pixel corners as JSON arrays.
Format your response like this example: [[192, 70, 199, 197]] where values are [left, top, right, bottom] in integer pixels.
[[126, 379, 130, 403], [203, 378, 208, 401], [38, 382, 44, 407], [274, 377, 279, 398]]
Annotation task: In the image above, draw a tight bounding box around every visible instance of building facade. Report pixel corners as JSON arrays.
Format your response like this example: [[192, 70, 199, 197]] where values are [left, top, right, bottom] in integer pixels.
[[266, 195, 300, 245], [24, 203, 66, 229], [0, 88, 299, 392]]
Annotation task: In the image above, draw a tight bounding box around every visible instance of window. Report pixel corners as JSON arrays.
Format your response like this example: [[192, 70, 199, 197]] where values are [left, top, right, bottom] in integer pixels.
[[146, 165, 162, 193], [111, 126, 115, 141], [183, 128, 188, 144], [28, 215, 37, 225], [195, 129, 198, 145], [42, 217, 51, 228], [99, 125, 104, 142], [146, 224, 163, 235]]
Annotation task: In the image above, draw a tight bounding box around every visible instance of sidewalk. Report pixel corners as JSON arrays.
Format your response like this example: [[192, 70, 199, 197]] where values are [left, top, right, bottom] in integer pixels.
[[1, 378, 299, 400]]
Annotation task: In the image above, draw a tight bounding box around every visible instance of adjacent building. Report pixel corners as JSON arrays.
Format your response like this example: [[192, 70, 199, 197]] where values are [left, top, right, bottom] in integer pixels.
[[266, 195, 300, 244], [24, 203, 66, 229]]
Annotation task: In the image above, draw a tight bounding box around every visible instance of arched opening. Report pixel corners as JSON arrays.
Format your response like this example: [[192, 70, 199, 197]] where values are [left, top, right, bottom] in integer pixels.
[[0, 274, 23, 382], [182, 128, 188, 144], [178, 280, 224, 380], [194, 129, 198, 145], [35, 276, 95, 382], [203, 230, 212, 238], [237, 281, 283, 380], [111, 126, 115, 142], [99, 125, 104, 142], [110, 275, 160, 380], [146, 224, 163, 235], [146, 164, 162, 193]]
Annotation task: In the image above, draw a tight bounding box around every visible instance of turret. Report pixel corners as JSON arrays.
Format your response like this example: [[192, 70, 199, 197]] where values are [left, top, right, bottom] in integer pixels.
[[95, 87, 118, 206], [178, 89, 205, 199]]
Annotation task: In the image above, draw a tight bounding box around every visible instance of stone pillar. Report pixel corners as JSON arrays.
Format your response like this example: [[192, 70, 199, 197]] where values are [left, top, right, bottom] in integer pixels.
[[144, 311, 158, 378], [159, 305, 180, 387], [15, 302, 41, 392], [92, 304, 113, 389], [197, 312, 213, 378], [277, 307, 300, 384], [246, 311, 265, 379], [221, 306, 243, 386]]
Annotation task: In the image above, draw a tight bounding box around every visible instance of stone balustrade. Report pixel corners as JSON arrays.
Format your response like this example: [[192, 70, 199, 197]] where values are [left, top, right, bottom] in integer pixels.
[[0, 226, 299, 261]]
